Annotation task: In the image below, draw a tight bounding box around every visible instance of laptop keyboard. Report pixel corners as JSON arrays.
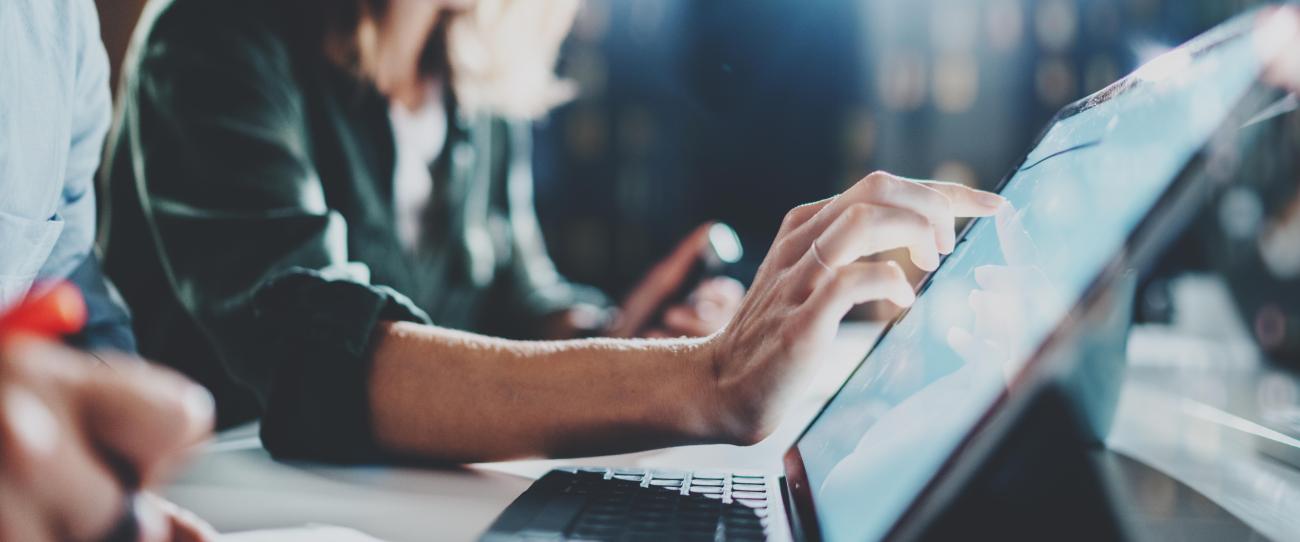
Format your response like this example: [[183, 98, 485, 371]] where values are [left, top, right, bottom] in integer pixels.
[[484, 467, 775, 541]]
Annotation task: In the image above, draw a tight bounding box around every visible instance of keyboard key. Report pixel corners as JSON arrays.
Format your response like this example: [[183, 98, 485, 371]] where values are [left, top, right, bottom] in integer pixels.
[[650, 470, 687, 480], [692, 472, 726, 480], [648, 479, 681, 487], [689, 486, 723, 494], [612, 468, 646, 476], [732, 482, 766, 492], [731, 491, 768, 500], [689, 478, 725, 487]]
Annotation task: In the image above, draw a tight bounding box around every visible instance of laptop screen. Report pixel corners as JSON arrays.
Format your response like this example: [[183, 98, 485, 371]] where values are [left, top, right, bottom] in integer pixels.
[[791, 15, 1273, 542]]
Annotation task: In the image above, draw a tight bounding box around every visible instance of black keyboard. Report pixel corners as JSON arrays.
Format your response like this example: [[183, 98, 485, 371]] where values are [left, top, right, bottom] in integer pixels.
[[482, 467, 776, 541]]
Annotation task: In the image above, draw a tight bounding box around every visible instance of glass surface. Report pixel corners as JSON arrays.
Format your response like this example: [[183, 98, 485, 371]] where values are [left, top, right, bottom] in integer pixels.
[[795, 20, 1267, 542]]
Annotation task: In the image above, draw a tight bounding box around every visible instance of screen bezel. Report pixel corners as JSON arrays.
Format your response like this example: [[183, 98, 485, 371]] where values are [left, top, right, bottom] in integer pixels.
[[779, 12, 1276, 540]]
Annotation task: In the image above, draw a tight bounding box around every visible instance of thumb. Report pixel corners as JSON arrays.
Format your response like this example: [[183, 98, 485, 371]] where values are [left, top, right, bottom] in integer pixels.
[[658, 222, 716, 279], [611, 223, 715, 337]]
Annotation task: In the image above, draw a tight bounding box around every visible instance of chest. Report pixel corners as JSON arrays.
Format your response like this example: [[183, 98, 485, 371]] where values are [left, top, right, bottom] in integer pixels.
[[300, 74, 517, 312], [0, 1, 75, 221]]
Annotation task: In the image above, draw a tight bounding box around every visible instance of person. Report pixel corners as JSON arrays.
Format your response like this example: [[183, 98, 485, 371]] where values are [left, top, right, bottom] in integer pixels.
[[104, 0, 1005, 464], [0, 1, 215, 539], [104, 0, 746, 429], [0, 0, 133, 353]]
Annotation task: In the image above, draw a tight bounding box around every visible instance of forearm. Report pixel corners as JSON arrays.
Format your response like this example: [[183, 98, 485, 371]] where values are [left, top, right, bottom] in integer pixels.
[[368, 321, 720, 462]]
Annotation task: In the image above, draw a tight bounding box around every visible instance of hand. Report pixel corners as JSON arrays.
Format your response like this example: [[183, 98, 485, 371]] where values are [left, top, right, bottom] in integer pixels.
[[608, 223, 732, 338], [702, 171, 1004, 443], [0, 336, 217, 542], [642, 277, 745, 338]]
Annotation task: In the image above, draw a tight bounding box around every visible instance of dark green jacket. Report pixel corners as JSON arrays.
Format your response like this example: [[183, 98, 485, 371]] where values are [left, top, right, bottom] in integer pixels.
[[103, 0, 607, 461]]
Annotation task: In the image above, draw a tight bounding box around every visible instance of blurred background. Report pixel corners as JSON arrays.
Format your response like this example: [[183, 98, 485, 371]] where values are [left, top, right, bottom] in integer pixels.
[[532, 0, 1268, 299], [94, 0, 1268, 298]]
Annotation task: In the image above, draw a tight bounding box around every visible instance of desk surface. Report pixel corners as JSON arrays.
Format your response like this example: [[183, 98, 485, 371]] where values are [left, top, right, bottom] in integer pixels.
[[166, 276, 1300, 542]]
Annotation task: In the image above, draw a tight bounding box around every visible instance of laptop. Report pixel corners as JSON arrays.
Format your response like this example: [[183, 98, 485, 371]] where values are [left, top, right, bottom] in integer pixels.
[[483, 10, 1297, 542]]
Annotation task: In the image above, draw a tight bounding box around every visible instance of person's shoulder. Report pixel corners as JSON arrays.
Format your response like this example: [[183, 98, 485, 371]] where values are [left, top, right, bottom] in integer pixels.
[[132, 0, 292, 64], [0, 0, 96, 56]]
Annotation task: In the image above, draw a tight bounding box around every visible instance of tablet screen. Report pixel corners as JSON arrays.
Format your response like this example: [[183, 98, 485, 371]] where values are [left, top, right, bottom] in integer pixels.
[[793, 17, 1267, 542]]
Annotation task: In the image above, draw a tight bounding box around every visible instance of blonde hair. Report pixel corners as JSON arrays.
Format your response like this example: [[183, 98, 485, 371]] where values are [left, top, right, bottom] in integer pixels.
[[446, 0, 582, 119], [322, 0, 581, 120]]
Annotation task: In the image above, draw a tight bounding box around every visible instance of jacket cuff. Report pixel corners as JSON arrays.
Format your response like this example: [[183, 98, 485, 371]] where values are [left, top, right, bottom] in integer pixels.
[[254, 268, 429, 462]]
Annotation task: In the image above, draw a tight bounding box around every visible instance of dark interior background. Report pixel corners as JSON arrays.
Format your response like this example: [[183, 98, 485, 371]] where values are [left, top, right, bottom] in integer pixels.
[[95, 0, 1269, 300]]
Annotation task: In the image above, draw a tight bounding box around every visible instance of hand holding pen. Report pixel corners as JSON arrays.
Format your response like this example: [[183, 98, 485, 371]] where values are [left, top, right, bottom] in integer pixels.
[[0, 282, 217, 542]]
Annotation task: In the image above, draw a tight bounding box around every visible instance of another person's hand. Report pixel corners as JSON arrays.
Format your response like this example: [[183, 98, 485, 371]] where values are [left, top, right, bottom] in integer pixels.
[[609, 223, 745, 338], [702, 172, 1004, 443], [641, 277, 745, 339], [0, 336, 217, 542]]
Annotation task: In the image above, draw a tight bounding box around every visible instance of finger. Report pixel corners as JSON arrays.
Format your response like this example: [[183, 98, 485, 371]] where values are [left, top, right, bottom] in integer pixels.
[[77, 358, 214, 488], [610, 222, 717, 337], [642, 329, 672, 339], [143, 493, 218, 542], [662, 305, 722, 337], [0, 485, 51, 542], [810, 203, 941, 272], [17, 397, 127, 542], [659, 222, 716, 276], [688, 277, 745, 311], [803, 261, 915, 333], [920, 181, 1005, 217], [776, 197, 836, 239], [778, 172, 990, 268], [0, 341, 130, 542], [855, 176, 960, 254], [135, 494, 170, 542]]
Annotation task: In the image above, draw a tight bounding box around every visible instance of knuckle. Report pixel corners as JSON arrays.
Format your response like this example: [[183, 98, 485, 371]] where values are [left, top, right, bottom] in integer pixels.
[[860, 172, 893, 198], [922, 185, 954, 215], [830, 266, 857, 291], [842, 202, 875, 227], [736, 425, 772, 446], [885, 263, 910, 284], [895, 209, 930, 235], [772, 234, 800, 260], [782, 204, 811, 228], [780, 208, 801, 231]]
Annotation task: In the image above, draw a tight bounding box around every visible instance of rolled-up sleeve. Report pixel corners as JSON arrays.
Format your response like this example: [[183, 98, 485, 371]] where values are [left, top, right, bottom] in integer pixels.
[[121, 10, 428, 461]]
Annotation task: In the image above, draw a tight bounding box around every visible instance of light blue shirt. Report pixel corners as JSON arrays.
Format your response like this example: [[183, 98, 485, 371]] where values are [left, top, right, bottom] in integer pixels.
[[0, 0, 111, 308]]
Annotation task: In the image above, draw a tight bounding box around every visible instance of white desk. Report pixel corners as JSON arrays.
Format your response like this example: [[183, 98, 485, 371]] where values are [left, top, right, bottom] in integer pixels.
[[165, 276, 1300, 541]]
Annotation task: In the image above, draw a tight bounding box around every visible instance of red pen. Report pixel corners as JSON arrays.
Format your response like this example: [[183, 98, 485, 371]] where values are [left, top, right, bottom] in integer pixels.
[[0, 281, 88, 340]]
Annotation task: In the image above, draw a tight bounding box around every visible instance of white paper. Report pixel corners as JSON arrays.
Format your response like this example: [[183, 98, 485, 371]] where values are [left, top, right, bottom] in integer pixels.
[[220, 525, 385, 542]]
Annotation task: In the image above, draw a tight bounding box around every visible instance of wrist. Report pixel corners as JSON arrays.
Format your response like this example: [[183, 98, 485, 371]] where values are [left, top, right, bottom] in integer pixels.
[[675, 334, 750, 445], [645, 336, 724, 445]]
